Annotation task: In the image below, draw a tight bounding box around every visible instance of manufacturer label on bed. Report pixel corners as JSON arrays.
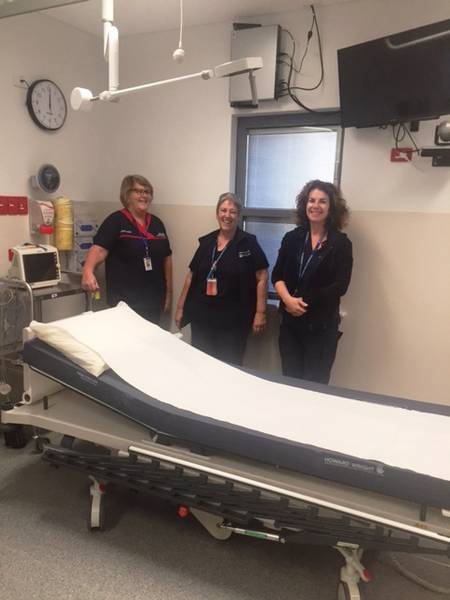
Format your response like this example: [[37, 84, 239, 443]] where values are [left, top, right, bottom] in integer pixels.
[[324, 456, 385, 477]]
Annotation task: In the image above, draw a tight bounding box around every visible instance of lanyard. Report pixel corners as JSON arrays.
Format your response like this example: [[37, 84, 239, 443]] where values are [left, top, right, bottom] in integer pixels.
[[207, 241, 229, 278], [120, 209, 159, 240], [298, 231, 325, 283], [121, 209, 158, 256]]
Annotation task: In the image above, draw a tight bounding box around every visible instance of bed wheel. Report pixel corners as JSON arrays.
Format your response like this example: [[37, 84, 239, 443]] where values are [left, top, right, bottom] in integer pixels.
[[88, 477, 106, 531], [32, 436, 50, 454], [88, 498, 105, 531], [337, 581, 361, 600]]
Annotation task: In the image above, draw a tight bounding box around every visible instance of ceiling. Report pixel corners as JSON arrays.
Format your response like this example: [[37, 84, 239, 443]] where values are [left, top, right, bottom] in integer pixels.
[[42, 0, 354, 37]]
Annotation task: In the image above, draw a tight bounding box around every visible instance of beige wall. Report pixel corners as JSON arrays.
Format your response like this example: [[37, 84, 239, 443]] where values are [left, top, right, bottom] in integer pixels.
[[150, 204, 450, 406], [334, 211, 450, 404]]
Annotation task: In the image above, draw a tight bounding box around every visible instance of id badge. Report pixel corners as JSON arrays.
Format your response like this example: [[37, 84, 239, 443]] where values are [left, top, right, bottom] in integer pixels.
[[206, 278, 218, 296], [143, 256, 153, 271]]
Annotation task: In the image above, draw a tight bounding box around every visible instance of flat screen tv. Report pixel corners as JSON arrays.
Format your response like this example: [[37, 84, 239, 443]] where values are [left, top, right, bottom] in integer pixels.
[[337, 19, 450, 128]]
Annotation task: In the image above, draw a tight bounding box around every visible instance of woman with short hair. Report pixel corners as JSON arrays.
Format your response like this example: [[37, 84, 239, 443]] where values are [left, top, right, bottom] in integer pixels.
[[272, 179, 353, 384], [82, 174, 173, 324], [175, 192, 268, 366]]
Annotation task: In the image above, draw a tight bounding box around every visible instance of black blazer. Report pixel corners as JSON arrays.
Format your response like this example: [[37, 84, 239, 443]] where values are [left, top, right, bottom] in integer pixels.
[[271, 226, 353, 328]]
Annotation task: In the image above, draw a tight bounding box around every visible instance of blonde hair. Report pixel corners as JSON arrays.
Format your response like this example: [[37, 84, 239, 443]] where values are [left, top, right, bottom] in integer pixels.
[[120, 175, 154, 208]]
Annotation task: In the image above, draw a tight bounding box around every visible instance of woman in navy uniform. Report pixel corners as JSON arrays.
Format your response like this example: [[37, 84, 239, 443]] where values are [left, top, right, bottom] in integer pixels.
[[272, 180, 353, 384], [82, 174, 172, 324], [175, 193, 268, 366]]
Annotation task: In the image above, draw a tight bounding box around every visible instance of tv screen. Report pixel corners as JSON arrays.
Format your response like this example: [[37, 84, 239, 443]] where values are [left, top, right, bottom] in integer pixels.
[[338, 19, 450, 128]]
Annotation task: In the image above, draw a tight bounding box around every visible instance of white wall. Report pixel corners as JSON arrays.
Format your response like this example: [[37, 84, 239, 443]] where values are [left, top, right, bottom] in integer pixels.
[[0, 12, 110, 274], [96, 21, 235, 206]]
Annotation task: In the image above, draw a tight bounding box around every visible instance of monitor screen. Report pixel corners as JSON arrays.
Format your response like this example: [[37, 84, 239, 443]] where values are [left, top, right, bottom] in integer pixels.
[[23, 252, 58, 283], [338, 19, 450, 128]]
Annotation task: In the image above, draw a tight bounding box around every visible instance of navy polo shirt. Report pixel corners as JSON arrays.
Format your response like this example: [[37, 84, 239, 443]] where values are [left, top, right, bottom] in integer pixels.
[[94, 210, 172, 311]]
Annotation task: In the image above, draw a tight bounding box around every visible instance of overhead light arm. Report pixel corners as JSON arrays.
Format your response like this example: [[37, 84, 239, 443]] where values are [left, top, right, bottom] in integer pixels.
[[98, 69, 214, 102], [70, 0, 263, 112], [71, 57, 263, 111]]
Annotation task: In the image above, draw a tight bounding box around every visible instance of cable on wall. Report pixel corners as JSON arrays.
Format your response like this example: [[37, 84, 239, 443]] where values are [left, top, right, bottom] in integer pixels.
[[392, 123, 420, 153], [276, 5, 338, 115]]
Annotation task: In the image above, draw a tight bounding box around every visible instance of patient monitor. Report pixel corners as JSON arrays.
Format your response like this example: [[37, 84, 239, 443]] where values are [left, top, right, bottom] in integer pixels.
[[8, 244, 61, 289]]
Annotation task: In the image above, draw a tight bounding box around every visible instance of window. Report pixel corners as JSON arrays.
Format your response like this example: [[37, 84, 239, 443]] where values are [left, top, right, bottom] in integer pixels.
[[235, 113, 343, 296]]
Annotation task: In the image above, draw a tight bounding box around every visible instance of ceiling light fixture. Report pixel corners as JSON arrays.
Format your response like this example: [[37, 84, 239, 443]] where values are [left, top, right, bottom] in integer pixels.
[[70, 0, 263, 112]]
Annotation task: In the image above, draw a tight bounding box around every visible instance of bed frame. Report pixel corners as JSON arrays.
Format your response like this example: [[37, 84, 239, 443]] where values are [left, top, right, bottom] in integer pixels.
[[3, 329, 450, 600]]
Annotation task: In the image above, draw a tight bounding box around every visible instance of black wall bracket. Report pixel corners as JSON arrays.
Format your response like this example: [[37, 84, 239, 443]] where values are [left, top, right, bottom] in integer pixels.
[[420, 147, 450, 167]]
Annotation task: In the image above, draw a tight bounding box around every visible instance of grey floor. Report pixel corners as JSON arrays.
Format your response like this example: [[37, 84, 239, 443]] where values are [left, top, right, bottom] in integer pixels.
[[1, 439, 450, 600]]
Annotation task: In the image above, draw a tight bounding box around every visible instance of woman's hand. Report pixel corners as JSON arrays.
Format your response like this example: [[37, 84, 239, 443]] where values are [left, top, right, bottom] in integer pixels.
[[284, 296, 308, 317], [81, 245, 108, 293], [252, 311, 266, 334], [81, 270, 99, 292], [175, 307, 183, 330]]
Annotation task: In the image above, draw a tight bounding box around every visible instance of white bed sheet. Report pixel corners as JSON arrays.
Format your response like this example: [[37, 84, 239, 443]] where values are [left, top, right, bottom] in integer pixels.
[[30, 303, 450, 482]]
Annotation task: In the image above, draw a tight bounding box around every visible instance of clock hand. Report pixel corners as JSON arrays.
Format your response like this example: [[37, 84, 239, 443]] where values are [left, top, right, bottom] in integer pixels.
[[48, 87, 53, 113]]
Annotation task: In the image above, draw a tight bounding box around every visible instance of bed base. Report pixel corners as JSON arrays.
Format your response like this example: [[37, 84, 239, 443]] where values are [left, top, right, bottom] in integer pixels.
[[4, 390, 450, 600], [40, 440, 450, 556]]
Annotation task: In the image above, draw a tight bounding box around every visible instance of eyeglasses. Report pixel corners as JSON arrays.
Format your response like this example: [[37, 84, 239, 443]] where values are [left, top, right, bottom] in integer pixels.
[[131, 188, 151, 196]]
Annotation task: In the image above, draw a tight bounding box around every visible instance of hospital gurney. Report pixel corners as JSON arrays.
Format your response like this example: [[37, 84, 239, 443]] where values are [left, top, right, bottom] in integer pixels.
[[2, 304, 450, 600]]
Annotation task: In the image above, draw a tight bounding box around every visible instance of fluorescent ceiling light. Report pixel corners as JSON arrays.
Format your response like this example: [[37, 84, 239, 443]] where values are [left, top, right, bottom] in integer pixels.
[[0, 0, 88, 19]]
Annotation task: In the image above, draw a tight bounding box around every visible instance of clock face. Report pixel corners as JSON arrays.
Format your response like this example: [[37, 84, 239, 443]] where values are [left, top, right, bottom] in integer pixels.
[[26, 79, 67, 131]]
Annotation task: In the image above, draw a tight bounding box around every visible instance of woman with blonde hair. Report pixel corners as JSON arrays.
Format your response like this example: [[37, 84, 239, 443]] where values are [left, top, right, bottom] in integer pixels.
[[82, 174, 172, 323]]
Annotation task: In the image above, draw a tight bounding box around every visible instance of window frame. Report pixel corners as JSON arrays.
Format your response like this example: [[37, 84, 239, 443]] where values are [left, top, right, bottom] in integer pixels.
[[234, 112, 344, 298]]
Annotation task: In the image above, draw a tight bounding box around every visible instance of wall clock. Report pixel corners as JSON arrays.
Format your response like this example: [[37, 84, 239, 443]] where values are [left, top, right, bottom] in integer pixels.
[[26, 79, 67, 131]]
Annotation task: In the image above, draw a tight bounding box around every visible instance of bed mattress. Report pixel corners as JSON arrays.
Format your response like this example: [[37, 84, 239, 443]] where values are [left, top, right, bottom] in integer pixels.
[[23, 336, 450, 510]]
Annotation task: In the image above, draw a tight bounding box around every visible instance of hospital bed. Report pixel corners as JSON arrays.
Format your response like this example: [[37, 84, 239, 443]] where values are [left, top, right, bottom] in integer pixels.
[[2, 303, 450, 600]]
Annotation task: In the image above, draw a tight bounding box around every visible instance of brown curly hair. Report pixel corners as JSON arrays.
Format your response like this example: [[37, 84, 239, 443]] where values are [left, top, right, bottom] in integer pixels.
[[295, 180, 349, 231]]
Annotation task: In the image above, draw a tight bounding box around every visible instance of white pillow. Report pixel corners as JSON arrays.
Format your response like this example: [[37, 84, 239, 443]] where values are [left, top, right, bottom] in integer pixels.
[[29, 320, 109, 377]]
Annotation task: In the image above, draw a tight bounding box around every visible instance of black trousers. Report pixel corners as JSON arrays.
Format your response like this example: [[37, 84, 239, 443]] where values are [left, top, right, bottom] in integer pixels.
[[191, 319, 250, 366], [279, 320, 341, 385]]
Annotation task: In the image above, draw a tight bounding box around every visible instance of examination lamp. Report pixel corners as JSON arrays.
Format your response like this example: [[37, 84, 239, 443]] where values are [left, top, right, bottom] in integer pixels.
[[71, 0, 263, 112], [71, 57, 263, 111], [435, 120, 450, 145]]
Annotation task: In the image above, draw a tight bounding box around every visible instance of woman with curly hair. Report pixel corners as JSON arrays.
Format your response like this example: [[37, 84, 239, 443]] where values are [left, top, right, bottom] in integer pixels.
[[271, 180, 353, 384]]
